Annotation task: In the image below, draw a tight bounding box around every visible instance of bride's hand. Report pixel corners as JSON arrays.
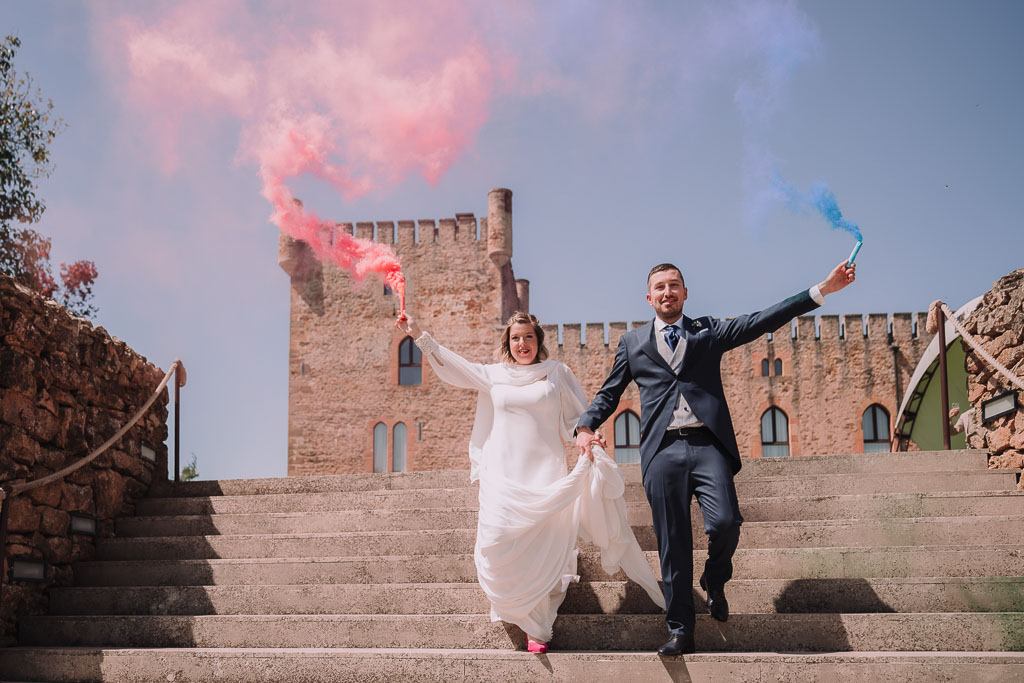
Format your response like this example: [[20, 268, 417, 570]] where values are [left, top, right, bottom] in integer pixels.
[[395, 312, 422, 338], [576, 428, 599, 460]]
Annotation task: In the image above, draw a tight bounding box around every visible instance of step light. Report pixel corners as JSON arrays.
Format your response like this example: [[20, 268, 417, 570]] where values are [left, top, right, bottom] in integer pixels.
[[981, 391, 1018, 423], [140, 443, 157, 463], [69, 512, 98, 537], [10, 557, 47, 583]]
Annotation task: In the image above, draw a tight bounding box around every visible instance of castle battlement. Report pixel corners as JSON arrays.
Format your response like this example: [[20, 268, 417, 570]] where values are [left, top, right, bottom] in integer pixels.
[[330, 215, 487, 247], [312, 188, 512, 264], [537, 311, 930, 349]]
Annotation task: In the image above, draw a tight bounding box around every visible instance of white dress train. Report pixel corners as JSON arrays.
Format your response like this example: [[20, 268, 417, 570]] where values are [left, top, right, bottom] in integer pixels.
[[415, 332, 665, 642]]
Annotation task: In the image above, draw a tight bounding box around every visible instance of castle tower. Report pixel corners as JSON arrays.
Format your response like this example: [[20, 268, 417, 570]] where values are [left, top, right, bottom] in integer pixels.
[[280, 189, 523, 475], [487, 188, 522, 320]]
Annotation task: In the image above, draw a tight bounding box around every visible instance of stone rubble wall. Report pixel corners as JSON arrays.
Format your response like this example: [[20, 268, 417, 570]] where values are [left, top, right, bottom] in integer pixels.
[[0, 275, 169, 644], [962, 268, 1024, 488]]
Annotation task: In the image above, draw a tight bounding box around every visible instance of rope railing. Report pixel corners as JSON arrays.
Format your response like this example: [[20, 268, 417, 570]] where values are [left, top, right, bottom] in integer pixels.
[[933, 301, 1024, 393], [1, 359, 185, 604], [1, 360, 185, 502], [916, 300, 1022, 452]]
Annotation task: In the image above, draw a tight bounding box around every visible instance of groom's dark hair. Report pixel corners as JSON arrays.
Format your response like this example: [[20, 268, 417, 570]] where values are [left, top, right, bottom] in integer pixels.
[[648, 263, 684, 288]]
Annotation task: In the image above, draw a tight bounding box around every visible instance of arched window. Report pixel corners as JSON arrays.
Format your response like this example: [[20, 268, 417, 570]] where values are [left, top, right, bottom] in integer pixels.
[[761, 407, 789, 458], [393, 422, 407, 472], [613, 410, 641, 464], [398, 337, 422, 385], [373, 422, 388, 473], [761, 359, 770, 377], [774, 358, 783, 376], [862, 404, 891, 453]]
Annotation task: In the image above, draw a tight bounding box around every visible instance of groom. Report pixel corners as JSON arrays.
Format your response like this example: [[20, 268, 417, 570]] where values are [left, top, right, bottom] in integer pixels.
[[576, 260, 856, 655]]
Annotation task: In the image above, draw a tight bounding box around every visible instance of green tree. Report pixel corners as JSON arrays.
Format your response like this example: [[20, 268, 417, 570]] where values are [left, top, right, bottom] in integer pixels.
[[181, 453, 200, 482], [1, 34, 97, 318]]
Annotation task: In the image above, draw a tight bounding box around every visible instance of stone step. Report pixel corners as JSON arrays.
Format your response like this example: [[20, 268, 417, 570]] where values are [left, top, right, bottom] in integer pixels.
[[72, 546, 1024, 587], [734, 449, 990, 476], [18, 613, 1024, 652], [116, 491, 1024, 536], [96, 516, 1024, 560], [743, 490, 1024, 521], [48, 577, 1024, 617], [146, 451, 991, 499], [135, 469, 1018, 516], [4, 648, 1023, 683]]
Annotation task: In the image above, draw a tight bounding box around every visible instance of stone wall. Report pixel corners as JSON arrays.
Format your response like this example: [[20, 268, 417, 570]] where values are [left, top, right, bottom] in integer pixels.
[[283, 189, 931, 474], [961, 269, 1024, 488], [0, 275, 169, 644], [721, 312, 930, 458]]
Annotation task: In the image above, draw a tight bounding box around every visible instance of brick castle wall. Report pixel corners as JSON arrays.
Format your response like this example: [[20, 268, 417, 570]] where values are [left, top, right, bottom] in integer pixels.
[[283, 189, 930, 474], [282, 190, 521, 474]]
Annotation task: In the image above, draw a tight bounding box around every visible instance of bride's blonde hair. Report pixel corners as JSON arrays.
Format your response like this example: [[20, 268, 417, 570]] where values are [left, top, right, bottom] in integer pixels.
[[498, 311, 548, 364]]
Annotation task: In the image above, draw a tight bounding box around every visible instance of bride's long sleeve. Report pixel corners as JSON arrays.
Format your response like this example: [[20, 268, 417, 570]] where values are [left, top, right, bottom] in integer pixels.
[[554, 363, 588, 443], [414, 331, 492, 392]]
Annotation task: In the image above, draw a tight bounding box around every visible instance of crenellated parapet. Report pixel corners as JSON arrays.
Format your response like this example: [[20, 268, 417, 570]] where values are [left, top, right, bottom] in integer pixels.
[[536, 311, 930, 350], [537, 312, 931, 462], [278, 210, 494, 281], [328, 213, 488, 248]]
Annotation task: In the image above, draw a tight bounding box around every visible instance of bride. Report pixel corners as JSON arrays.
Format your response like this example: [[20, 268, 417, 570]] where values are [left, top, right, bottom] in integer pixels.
[[396, 311, 665, 653]]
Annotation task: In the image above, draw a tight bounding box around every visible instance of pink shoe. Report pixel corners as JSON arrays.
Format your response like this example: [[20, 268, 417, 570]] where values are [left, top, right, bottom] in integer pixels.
[[527, 640, 548, 654]]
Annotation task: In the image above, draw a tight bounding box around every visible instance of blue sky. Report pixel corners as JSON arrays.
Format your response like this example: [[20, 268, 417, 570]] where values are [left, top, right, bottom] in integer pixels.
[[6, 1, 1023, 479]]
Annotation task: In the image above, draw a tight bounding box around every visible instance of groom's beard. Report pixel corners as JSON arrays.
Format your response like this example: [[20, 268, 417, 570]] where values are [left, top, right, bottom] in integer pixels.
[[656, 302, 682, 320]]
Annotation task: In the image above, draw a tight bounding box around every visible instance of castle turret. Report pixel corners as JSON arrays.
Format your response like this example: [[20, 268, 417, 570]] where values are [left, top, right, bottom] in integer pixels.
[[487, 188, 513, 266], [516, 279, 530, 314], [487, 188, 520, 320]]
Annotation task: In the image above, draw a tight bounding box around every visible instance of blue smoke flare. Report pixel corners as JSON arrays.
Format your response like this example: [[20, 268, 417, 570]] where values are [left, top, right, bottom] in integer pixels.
[[772, 174, 862, 242]]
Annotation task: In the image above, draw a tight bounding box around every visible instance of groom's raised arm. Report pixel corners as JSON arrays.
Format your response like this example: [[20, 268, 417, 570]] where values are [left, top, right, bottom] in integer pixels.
[[714, 260, 855, 352], [577, 336, 633, 433], [712, 290, 820, 353]]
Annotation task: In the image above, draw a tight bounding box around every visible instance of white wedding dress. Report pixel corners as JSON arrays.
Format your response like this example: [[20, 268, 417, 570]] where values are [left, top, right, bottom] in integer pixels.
[[415, 333, 665, 641]]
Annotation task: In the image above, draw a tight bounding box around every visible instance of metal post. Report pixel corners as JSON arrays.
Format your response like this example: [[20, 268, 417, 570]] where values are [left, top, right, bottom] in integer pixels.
[[937, 307, 952, 450], [0, 492, 11, 607], [891, 344, 902, 452], [174, 363, 181, 483]]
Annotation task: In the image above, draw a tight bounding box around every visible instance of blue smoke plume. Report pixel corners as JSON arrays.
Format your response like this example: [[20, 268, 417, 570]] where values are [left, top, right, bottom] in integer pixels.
[[772, 173, 862, 242]]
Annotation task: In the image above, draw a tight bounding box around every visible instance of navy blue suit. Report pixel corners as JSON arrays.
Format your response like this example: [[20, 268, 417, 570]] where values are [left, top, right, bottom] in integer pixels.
[[577, 289, 820, 635]]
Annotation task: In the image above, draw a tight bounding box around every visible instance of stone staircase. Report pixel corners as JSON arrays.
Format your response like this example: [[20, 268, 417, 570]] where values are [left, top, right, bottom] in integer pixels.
[[3, 449, 1024, 681]]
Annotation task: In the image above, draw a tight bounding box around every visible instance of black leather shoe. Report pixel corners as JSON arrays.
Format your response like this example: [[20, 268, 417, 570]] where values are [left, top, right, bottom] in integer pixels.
[[700, 573, 729, 622], [657, 633, 696, 656]]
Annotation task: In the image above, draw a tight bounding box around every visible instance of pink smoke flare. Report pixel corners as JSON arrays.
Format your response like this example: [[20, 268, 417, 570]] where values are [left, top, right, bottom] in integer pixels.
[[96, 1, 502, 311], [260, 121, 405, 309]]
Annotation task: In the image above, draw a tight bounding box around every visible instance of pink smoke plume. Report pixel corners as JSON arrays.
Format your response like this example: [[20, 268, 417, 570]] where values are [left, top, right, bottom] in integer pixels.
[[94, 0, 501, 308], [260, 120, 404, 307]]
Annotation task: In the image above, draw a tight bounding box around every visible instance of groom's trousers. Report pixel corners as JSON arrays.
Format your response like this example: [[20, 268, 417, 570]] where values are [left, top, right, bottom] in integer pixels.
[[642, 427, 743, 636]]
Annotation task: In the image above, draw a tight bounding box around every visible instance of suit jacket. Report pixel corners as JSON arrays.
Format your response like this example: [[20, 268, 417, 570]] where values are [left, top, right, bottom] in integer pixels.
[[577, 290, 820, 480]]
